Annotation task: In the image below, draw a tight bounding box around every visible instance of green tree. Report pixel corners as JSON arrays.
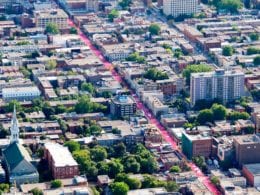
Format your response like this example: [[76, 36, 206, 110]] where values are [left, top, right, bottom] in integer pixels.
[[90, 146, 108, 161], [108, 9, 119, 22], [144, 68, 169, 81], [29, 188, 43, 195], [45, 23, 60, 34], [222, 45, 234, 56], [97, 161, 109, 175], [165, 181, 179, 192], [227, 111, 250, 121], [81, 82, 95, 94], [42, 102, 55, 119], [69, 27, 77, 34], [247, 47, 260, 55], [126, 177, 142, 189], [253, 56, 260, 66], [140, 156, 158, 174], [55, 104, 67, 114], [126, 52, 145, 63], [218, 0, 243, 13], [211, 103, 227, 120], [110, 182, 129, 195], [170, 165, 181, 173], [87, 124, 102, 136], [197, 109, 214, 124], [115, 173, 141, 189], [0, 183, 9, 193], [46, 59, 57, 70], [75, 95, 106, 114], [51, 180, 62, 188], [182, 64, 212, 85], [108, 159, 124, 178], [249, 33, 259, 41], [210, 176, 220, 186], [64, 140, 80, 152], [192, 156, 205, 168], [5, 100, 22, 113], [149, 24, 161, 35], [142, 175, 157, 188], [123, 156, 141, 173], [113, 142, 126, 158], [119, 0, 132, 9]]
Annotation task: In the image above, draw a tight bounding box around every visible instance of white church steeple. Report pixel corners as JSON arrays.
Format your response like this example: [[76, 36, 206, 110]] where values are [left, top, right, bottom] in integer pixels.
[[10, 106, 19, 144]]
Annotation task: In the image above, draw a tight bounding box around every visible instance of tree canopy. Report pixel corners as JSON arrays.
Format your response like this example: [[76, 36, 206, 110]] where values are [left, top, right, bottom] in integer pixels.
[[74, 95, 107, 114], [51, 180, 62, 188], [45, 23, 60, 34], [211, 103, 227, 121], [108, 9, 119, 22], [222, 45, 234, 56], [197, 109, 214, 124], [216, 0, 243, 13], [247, 47, 260, 55], [144, 68, 169, 81], [249, 33, 259, 41], [182, 64, 212, 85], [253, 56, 260, 66], [64, 140, 80, 152], [149, 24, 161, 35], [126, 52, 145, 63], [110, 182, 129, 195]]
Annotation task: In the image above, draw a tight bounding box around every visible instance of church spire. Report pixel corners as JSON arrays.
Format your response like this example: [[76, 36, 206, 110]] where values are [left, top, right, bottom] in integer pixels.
[[10, 106, 19, 144]]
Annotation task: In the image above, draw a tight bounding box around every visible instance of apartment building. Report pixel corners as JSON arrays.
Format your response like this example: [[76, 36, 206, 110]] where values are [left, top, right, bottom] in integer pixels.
[[163, 0, 199, 18], [44, 143, 79, 179], [182, 132, 212, 159], [190, 69, 245, 105], [234, 134, 260, 167], [86, 0, 99, 12], [110, 95, 137, 118], [34, 9, 68, 29], [2, 86, 41, 101]]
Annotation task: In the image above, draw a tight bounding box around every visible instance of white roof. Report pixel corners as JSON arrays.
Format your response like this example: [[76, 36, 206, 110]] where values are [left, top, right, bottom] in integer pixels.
[[45, 142, 78, 167]]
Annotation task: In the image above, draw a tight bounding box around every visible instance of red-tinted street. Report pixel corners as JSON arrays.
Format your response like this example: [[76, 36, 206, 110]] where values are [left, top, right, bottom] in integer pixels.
[[68, 19, 221, 195]]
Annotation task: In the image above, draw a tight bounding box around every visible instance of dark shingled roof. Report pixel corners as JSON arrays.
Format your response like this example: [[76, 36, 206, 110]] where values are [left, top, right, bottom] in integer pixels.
[[3, 142, 32, 171]]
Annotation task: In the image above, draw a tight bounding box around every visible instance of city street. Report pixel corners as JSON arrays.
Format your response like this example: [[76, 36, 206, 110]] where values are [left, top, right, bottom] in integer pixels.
[[68, 19, 221, 195]]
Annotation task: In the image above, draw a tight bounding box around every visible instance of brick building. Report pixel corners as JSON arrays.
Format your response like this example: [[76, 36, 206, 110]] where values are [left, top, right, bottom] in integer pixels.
[[44, 143, 79, 179], [182, 132, 212, 159], [234, 134, 260, 167]]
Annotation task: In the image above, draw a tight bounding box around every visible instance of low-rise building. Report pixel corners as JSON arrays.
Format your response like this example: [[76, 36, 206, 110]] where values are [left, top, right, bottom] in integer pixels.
[[233, 134, 260, 167], [182, 132, 212, 159], [242, 163, 260, 187], [2, 86, 41, 101], [44, 142, 79, 179]]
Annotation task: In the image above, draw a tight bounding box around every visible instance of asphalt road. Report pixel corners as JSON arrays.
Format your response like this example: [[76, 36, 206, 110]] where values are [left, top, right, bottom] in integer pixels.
[[67, 19, 221, 195]]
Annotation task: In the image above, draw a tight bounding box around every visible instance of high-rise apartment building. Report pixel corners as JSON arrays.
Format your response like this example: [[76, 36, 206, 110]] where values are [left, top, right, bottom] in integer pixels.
[[163, 0, 199, 18], [190, 69, 245, 105]]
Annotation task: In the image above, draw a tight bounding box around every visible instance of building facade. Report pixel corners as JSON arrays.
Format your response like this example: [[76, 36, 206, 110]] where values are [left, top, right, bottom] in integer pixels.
[[190, 69, 245, 105], [234, 134, 260, 167], [2, 86, 41, 101], [110, 95, 137, 118], [163, 0, 199, 18], [34, 9, 68, 29], [44, 142, 79, 179], [182, 132, 212, 159]]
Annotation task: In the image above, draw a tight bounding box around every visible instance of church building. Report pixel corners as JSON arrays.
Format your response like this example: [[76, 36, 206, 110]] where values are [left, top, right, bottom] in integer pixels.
[[2, 107, 39, 185]]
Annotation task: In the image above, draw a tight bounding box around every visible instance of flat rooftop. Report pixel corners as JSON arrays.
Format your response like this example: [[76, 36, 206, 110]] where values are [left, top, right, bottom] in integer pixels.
[[45, 142, 78, 167]]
